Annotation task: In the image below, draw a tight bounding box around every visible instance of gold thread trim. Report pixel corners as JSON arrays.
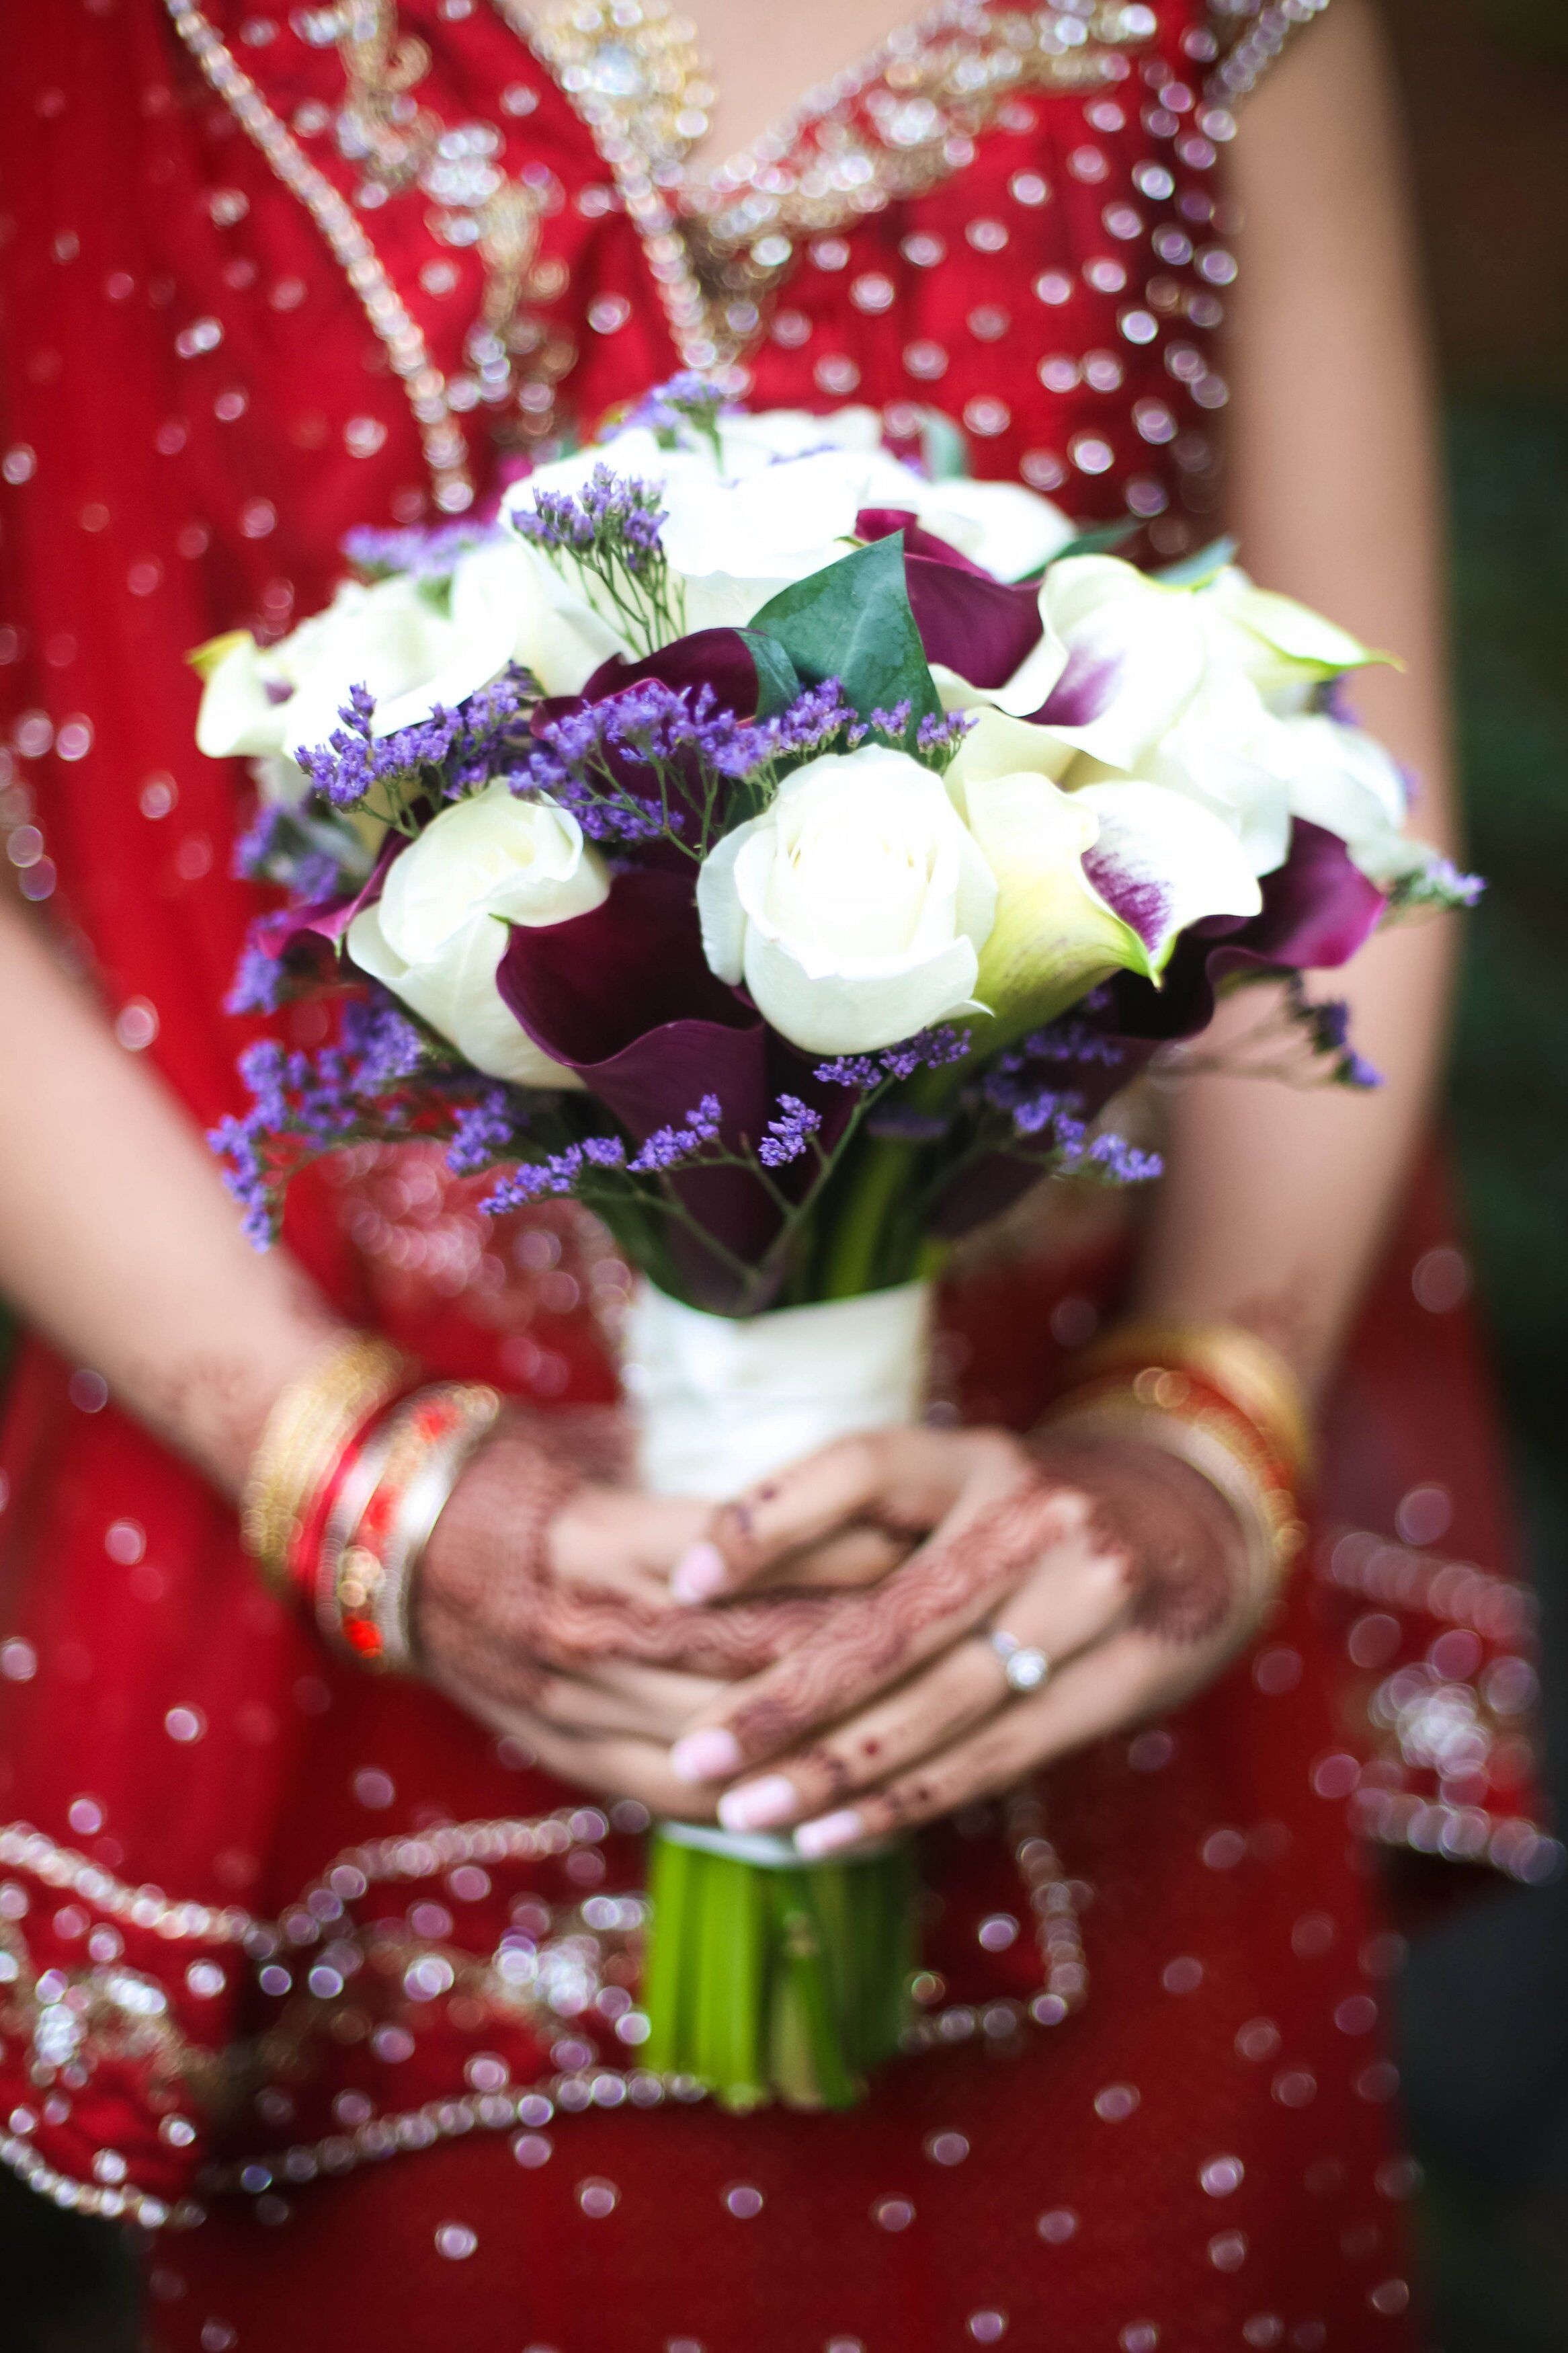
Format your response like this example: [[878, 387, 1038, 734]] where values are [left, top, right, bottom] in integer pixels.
[[163, 0, 479, 510]]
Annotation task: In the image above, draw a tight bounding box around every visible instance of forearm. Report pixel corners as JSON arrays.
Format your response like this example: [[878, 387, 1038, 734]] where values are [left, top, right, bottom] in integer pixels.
[[1134, 0, 1458, 1395], [0, 897, 343, 1492]]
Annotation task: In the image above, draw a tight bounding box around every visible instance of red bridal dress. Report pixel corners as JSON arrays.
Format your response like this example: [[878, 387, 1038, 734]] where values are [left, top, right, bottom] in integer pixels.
[[0, 3, 1549, 2348]]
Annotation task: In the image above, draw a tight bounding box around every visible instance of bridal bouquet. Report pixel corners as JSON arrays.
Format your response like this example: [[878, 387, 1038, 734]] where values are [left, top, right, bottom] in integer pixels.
[[198, 378, 1473, 2107]]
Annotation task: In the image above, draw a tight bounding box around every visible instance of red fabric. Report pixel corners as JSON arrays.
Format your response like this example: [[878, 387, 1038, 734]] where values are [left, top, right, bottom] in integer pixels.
[[0, 4, 1538, 2345]]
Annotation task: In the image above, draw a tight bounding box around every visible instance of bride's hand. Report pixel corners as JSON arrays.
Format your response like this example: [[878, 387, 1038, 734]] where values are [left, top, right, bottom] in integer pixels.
[[413, 1417, 906, 1815], [665, 1425, 1260, 1849]]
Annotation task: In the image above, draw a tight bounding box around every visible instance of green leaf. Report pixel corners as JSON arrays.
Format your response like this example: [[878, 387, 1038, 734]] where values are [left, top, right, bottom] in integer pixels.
[[1153, 533, 1239, 587], [749, 533, 941, 743], [735, 627, 802, 719], [1036, 518, 1140, 572]]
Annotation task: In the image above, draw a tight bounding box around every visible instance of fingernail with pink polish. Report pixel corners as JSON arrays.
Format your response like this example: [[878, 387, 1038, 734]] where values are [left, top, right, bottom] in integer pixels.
[[718, 1776, 798, 1834], [793, 1808, 865, 1860], [671, 1541, 727, 1604], [670, 1727, 743, 1784]]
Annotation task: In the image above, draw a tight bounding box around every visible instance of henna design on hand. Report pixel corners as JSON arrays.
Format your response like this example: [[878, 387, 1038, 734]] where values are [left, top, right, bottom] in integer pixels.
[[416, 1420, 847, 1712], [1029, 1436, 1247, 1644], [725, 1479, 1082, 1759]]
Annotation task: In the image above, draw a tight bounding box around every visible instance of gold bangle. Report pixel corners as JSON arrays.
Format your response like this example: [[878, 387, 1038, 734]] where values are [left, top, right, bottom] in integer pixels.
[[1049, 1397, 1307, 1615], [239, 1333, 411, 1591], [323, 1382, 503, 1673], [1074, 1317, 1313, 1484]]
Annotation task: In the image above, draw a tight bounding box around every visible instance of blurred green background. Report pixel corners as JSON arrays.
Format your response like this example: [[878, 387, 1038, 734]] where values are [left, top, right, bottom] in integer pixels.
[[1382, 4, 1568, 2349], [1, 3, 1566, 2346]]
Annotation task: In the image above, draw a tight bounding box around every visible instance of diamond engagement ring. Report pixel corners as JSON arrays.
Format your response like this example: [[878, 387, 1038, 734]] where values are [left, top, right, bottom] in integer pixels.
[[987, 1626, 1051, 1695]]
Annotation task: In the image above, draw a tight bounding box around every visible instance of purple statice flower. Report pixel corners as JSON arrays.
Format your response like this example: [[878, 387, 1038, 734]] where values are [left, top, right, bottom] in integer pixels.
[[525, 680, 776, 848], [629, 373, 733, 446], [1016, 1017, 1126, 1069], [294, 667, 535, 811], [1389, 853, 1485, 913], [814, 1025, 972, 1092], [915, 709, 975, 760], [479, 1131, 630, 1214], [341, 519, 503, 580], [867, 701, 913, 742], [757, 1094, 823, 1168], [628, 1095, 723, 1174], [1055, 1123, 1164, 1186], [865, 1105, 950, 1143], [339, 994, 425, 1090], [1340, 1051, 1383, 1090], [761, 679, 856, 760], [225, 942, 289, 1016], [513, 465, 669, 580], [446, 1086, 526, 1177], [234, 801, 291, 881]]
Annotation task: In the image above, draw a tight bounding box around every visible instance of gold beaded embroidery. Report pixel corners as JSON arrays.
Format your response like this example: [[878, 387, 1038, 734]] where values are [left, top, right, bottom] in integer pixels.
[[0, 1792, 1091, 2223], [1203, 0, 1333, 107], [501, 0, 1163, 379], [295, 2, 579, 442], [164, 0, 480, 510]]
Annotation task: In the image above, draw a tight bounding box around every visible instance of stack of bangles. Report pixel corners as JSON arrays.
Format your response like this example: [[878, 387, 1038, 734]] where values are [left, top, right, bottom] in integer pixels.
[[239, 1334, 505, 1672], [1040, 1318, 1313, 1616]]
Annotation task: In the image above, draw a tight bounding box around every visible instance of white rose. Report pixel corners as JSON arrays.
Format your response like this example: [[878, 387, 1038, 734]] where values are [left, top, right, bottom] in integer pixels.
[[196, 571, 519, 762], [346, 784, 608, 1085], [696, 744, 997, 1055]]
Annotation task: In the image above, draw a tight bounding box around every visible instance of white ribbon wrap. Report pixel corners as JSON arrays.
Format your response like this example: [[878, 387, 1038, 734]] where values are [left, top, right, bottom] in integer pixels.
[[622, 1279, 934, 1501]]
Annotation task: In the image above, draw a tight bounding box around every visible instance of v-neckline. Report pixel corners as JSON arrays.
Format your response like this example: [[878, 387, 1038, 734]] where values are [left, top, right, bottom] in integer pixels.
[[492, 0, 985, 204]]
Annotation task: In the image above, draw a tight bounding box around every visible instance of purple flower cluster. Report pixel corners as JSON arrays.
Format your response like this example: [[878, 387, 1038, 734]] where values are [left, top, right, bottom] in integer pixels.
[[224, 942, 290, 1016], [1053, 1122, 1163, 1186], [513, 465, 668, 579], [628, 1095, 723, 1172], [481, 1134, 628, 1211], [341, 519, 503, 580], [1294, 993, 1382, 1090], [210, 994, 426, 1246], [1014, 1016, 1126, 1069], [1389, 853, 1485, 914], [476, 1096, 725, 1216], [294, 669, 535, 811], [523, 676, 939, 855], [629, 373, 733, 446], [446, 1086, 528, 1177], [977, 1048, 1161, 1187], [232, 799, 348, 899], [757, 1094, 823, 1168], [814, 1025, 973, 1092]]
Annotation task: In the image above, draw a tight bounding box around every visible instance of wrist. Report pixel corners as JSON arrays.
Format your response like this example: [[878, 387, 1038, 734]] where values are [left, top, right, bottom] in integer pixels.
[[1039, 1316, 1310, 1619]]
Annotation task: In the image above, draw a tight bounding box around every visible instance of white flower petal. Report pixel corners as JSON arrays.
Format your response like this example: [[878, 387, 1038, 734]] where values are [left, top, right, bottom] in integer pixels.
[[346, 902, 579, 1089], [195, 635, 292, 758], [1073, 779, 1262, 968], [913, 477, 1074, 583]]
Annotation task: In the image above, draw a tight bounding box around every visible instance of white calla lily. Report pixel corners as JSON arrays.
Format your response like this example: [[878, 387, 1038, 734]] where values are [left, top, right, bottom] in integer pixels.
[[1136, 669, 1297, 878], [1197, 565, 1389, 697], [1071, 781, 1263, 968], [696, 744, 997, 1055], [947, 708, 1263, 1029], [1273, 713, 1413, 882], [345, 784, 608, 1086]]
